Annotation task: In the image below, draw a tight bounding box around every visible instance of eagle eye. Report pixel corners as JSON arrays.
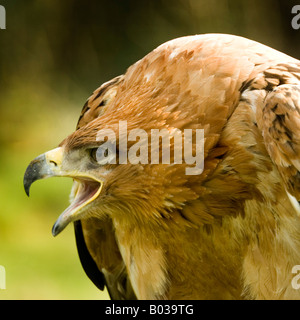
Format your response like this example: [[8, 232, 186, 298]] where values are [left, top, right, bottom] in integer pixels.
[[90, 148, 99, 162], [89, 143, 116, 165]]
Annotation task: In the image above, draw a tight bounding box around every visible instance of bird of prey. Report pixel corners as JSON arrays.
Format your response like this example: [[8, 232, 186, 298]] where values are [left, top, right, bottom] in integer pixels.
[[24, 34, 300, 300]]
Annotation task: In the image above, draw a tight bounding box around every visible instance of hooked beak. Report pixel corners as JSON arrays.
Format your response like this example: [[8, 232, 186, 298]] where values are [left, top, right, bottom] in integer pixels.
[[24, 147, 64, 196], [24, 147, 102, 236]]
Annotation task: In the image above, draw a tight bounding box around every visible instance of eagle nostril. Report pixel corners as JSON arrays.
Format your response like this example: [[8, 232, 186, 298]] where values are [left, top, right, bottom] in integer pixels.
[[50, 160, 58, 167]]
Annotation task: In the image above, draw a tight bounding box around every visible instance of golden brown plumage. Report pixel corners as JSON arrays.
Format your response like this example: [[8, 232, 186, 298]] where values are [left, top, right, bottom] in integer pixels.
[[24, 34, 300, 299]]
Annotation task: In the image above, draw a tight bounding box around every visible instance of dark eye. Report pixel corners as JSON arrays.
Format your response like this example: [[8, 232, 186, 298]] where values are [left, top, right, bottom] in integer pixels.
[[90, 148, 98, 162], [90, 147, 108, 162], [97, 147, 109, 159], [89, 143, 116, 165]]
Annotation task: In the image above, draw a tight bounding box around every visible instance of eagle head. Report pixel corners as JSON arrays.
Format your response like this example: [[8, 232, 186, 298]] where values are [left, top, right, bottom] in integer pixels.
[[23, 70, 201, 237]]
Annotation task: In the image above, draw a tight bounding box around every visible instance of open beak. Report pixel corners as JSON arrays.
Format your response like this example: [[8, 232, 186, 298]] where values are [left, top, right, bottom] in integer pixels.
[[23, 147, 102, 236]]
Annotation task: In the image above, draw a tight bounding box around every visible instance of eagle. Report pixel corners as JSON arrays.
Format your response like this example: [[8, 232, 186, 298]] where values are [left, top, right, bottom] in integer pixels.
[[24, 34, 300, 300]]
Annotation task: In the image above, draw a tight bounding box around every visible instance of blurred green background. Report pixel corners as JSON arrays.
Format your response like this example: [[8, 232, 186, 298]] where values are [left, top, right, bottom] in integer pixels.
[[0, 0, 299, 299]]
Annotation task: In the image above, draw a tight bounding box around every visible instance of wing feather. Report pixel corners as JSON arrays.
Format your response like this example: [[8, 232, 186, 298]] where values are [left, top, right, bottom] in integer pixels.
[[259, 81, 300, 212]]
